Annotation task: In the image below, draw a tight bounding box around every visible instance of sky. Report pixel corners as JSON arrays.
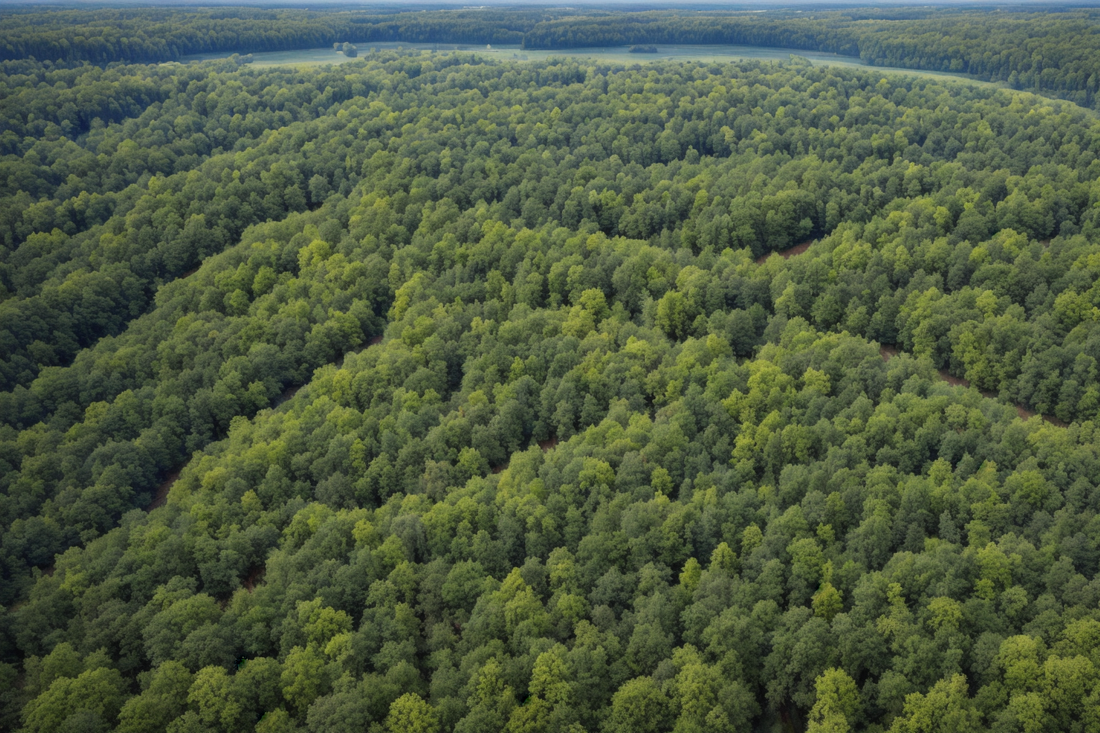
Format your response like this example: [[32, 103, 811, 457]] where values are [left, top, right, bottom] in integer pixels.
[[2, 0, 1091, 6]]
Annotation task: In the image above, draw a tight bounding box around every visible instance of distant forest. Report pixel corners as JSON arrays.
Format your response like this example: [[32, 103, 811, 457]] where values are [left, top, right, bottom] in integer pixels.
[[4, 7, 1100, 109]]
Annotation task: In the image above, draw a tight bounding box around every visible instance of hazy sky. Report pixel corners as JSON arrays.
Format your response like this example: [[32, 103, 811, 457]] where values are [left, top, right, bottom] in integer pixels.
[[4, 0, 1082, 6]]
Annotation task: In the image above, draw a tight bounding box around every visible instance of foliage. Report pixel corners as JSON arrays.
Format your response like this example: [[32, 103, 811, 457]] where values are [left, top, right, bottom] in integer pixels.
[[9, 7, 1100, 112], [0, 8, 549, 64], [3, 17, 1100, 733]]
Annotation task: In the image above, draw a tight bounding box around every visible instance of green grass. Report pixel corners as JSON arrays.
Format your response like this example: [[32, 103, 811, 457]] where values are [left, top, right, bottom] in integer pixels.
[[183, 42, 999, 88], [184, 47, 363, 67]]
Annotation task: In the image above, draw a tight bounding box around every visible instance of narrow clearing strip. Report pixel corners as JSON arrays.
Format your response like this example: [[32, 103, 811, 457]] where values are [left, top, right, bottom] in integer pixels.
[[755, 239, 814, 264], [879, 344, 1066, 426]]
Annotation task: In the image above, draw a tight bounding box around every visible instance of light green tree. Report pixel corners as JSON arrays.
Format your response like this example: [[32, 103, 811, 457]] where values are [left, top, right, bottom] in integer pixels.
[[386, 693, 439, 733], [888, 675, 981, 733], [604, 677, 672, 733], [22, 666, 128, 733], [807, 668, 861, 733]]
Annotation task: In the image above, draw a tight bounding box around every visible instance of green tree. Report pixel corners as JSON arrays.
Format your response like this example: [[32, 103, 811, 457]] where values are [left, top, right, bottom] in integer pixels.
[[604, 677, 671, 733], [22, 667, 128, 733], [116, 662, 193, 733], [387, 693, 439, 733], [888, 675, 981, 733], [807, 668, 862, 733]]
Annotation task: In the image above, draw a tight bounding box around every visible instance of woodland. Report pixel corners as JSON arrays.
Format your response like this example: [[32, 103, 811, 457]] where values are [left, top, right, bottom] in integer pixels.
[[7, 7, 1100, 108], [3, 5, 1100, 733]]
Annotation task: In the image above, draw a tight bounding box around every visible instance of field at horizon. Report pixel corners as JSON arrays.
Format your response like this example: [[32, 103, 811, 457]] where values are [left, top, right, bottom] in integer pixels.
[[182, 41, 1001, 87]]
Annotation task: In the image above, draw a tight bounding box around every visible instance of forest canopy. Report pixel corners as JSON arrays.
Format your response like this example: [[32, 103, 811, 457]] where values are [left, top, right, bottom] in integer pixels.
[[3, 6, 1100, 733]]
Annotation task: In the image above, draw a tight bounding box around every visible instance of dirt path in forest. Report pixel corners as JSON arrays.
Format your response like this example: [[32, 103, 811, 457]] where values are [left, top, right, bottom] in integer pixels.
[[147, 333, 388, 513], [243, 564, 266, 592], [879, 344, 1067, 426], [765, 247, 1067, 427], [755, 239, 814, 264], [938, 369, 970, 388], [491, 436, 560, 475], [148, 468, 180, 510], [274, 384, 302, 408]]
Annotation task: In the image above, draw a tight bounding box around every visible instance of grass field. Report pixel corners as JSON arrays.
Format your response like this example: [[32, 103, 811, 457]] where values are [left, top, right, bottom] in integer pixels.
[[183, 42, 998, 87]]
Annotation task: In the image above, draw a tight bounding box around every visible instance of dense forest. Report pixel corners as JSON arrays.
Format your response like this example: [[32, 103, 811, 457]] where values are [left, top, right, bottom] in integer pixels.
[[522, 9, 1100, 109], [0, 8, 548, 64], [5, 6, 1100, 733]]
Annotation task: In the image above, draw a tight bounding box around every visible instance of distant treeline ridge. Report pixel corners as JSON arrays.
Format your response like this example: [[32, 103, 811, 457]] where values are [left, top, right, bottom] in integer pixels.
[[3, 8, 1100, 109]]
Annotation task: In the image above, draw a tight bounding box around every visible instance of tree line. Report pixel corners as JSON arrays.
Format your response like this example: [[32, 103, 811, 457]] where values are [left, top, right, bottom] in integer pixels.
[[7, 7, 1100, 111], [0, 8, 550, 65], [521, 9, 1100, 110]]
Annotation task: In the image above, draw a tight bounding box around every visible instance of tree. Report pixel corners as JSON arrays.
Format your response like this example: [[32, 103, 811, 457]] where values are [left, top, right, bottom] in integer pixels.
[[888, 675, 981, 733], [22, 667, 128, 733], [116, 662, 193, 733], [807, 668, 861, 733], [189, 665, 243, 732], [387, 693, 439, 733], [604, 677, 671, 733], [812, 583, 843, 622], [281, 646, 331, 716], [256, 709, 301, 733]]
